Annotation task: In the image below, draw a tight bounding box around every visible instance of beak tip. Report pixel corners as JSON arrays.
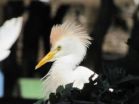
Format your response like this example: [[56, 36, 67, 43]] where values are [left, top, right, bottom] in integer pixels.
[[35, 66, 39, 70], [34, 50, 55, 70]]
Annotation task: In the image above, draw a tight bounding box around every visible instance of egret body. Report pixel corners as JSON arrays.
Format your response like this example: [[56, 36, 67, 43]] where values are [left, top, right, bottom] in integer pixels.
[[35, 21, 98, 100]]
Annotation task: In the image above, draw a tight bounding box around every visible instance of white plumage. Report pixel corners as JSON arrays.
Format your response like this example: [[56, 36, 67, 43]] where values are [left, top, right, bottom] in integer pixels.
[[72, 66, 98, 89], [0, 17, 23, 61], [35, 20, 98, 100]]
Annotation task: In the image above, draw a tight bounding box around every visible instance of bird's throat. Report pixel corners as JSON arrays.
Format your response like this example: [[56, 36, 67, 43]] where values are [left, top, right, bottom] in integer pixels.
[[50, 55, 82, 84], [53, 54, 82, 71]]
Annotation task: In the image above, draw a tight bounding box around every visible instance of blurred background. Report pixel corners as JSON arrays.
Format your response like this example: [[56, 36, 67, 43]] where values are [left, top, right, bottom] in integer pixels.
[[0, 0, 139, 104]]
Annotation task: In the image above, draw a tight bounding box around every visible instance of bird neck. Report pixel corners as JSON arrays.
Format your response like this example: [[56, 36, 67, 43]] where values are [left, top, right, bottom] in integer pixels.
[[53, 54, 83, 71], [49, 54, 84, 82]]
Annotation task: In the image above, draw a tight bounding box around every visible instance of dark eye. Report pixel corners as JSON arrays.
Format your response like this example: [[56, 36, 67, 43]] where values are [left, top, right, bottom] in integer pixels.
[[57, 46, 61, 51]]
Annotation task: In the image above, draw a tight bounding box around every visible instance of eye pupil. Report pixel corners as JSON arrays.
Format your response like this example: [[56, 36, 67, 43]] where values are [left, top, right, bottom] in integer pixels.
[[57, 46, 61, 51]]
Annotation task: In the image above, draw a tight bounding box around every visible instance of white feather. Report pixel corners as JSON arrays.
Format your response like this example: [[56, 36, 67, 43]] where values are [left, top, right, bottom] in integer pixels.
[[0, 17, 23, 61], [0, 50, 10, 62], [42, 61, 98, 100], [42, 48, 98, 100], [41, 21, 96, 101], [73, 66, 97, 89]]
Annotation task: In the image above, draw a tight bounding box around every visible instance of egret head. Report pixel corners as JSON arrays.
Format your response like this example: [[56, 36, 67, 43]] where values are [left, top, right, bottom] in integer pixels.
[[35, 20, 92, 69]]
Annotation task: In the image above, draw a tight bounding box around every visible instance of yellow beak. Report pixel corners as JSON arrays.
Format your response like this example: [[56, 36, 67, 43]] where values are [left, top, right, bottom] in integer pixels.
[[35, 49, 57, 70]]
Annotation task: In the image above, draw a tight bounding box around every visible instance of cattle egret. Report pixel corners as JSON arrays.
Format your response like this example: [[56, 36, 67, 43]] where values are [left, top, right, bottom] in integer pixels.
[[0, 17, 23, 61], [35, 20, 98, 100]]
